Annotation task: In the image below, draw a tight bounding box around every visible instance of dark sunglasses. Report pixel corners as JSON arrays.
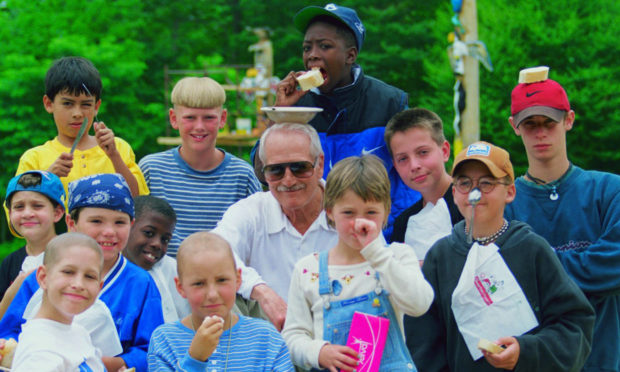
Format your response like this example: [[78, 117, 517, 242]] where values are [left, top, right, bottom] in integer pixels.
[[262, 159, 317, 181]]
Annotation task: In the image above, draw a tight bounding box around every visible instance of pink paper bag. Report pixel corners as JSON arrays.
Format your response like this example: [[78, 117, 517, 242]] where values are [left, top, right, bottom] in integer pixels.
[[346, 311, 389, 372]]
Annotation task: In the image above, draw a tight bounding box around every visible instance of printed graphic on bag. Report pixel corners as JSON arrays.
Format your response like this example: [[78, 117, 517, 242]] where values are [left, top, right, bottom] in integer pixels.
[[346, 311, 389, 372]]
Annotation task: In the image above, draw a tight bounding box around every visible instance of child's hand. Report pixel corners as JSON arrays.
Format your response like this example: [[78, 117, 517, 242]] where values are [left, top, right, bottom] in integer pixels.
[[482, 336, 520, 370], [351, 218, 380, 250], [274, 71, 308, 107], [47, 152, 74, 177], [94, 122, 118, 157], [189, 316, 224, 362], [318, 344, 358, 372]]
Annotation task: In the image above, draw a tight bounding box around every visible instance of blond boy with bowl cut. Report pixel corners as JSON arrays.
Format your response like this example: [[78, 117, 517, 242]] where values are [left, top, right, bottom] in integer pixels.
[[139, 77, 261, 257]]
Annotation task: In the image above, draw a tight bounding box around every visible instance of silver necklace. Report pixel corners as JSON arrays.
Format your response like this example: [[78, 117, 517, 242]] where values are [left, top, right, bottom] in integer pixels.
[[191, 312, 234, 370], [466, 219, 509, 245], [525, 163, 573, 201]]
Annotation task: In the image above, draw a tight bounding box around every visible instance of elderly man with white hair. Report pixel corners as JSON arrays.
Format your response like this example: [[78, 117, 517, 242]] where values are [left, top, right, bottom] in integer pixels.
[[212, 123, 338, 330]]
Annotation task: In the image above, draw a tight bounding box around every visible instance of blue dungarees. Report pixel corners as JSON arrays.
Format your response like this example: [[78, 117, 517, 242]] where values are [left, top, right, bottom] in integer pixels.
[[316, 250, 416, 371]]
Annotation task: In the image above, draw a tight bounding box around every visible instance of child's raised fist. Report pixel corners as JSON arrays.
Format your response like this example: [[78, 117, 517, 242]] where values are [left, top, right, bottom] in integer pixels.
[[352, 218, 380, 250], [188, 315, 225, 362], [94, 122, 117, 156]]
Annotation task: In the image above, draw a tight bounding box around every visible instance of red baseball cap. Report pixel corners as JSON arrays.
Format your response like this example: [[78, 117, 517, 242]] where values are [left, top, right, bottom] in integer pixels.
[[510, 79, 570, 127]]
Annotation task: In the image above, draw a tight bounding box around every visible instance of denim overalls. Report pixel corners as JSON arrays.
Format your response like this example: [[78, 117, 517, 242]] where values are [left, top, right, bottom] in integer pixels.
[[316, 250, 416, 371]]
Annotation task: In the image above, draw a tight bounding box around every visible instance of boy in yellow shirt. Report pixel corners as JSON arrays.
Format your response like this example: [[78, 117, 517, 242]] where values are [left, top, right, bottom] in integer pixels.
[[17, 56, 148, 197]]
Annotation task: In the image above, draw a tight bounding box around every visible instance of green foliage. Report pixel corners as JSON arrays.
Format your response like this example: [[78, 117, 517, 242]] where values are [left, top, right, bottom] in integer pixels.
[[1, 0, 619, 248]]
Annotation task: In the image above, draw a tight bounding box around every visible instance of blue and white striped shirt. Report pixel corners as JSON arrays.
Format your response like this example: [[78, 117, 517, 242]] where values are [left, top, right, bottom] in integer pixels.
[[139, 148, 261, 256], [148, 316, 294, 371]]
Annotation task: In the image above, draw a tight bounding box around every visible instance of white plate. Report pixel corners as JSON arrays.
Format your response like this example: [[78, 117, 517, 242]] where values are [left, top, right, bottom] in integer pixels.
[[261, 106, 323, 124]]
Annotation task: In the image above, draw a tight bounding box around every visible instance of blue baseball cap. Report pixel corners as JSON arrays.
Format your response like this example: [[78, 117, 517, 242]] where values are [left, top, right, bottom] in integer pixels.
[[4, 170, 66, 238], [294, 3, 365, 52]]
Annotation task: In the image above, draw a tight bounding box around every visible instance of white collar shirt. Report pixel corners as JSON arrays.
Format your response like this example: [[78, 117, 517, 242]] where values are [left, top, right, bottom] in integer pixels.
[[212, 189, 338, 301]]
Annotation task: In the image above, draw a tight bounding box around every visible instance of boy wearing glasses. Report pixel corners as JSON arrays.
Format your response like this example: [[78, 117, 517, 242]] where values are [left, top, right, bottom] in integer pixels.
[[408, 141, 594, 371], [213, 123, 338, 332], [505, 69, 620, 372], [139, 77, 261, 257]]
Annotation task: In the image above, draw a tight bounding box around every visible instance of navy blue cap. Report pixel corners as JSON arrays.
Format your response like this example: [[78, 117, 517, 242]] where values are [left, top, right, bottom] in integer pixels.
[[294, 3, 365, 52]]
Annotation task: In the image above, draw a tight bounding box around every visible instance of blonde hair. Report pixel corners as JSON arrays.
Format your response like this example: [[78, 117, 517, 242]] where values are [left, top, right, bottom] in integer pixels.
[[171, 77, 226, 108], [44, 232, 103, 273], [324, 155, 391, 227], [176, 231, 236, 278]]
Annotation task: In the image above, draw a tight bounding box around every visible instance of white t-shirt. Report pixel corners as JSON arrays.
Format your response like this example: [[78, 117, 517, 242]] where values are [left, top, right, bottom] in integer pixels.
[[12, 318, 106, 372], [23, 292, 122, 357], [149, 255, 191, 323]]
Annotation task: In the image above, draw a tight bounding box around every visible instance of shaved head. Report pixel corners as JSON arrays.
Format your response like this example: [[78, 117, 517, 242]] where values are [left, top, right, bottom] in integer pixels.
[[176, 231, 236, 279]]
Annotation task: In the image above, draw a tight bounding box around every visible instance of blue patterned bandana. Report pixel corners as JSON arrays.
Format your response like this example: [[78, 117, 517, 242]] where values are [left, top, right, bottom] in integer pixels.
[[68, 174, 134, 219]]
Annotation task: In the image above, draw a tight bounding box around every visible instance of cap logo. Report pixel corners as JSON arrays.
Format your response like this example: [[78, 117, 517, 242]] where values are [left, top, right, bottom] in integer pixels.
[[354, 21, 364, 33], [525, 90, 542, 97], [325, 3, 337, 10], [466, 143, 490, 157]]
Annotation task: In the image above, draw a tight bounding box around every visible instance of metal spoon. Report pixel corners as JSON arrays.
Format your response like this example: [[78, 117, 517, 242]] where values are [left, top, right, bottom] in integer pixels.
[[467, 188, 482, 244]]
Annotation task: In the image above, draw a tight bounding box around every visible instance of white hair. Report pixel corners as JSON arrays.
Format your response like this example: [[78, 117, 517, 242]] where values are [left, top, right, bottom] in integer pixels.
[[258, 123, 323, 163]]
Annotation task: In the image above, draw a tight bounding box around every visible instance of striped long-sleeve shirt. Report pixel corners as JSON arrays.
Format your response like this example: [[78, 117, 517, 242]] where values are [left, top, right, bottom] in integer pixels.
[[139, 147, 261, 256], [148, 316, 294, 371]]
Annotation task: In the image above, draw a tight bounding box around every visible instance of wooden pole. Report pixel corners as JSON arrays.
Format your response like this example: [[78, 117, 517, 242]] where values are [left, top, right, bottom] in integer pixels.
[[461, 0, 480, 146]]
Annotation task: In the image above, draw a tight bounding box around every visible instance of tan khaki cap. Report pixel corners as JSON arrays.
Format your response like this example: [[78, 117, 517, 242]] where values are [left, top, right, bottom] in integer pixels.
[[452, 141, 514, 182]]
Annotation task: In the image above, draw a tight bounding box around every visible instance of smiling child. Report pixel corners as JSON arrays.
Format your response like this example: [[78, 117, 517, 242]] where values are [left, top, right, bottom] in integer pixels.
[[10, 232, 105, 371]]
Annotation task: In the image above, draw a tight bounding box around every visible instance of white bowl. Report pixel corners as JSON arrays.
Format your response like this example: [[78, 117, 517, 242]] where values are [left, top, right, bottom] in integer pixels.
[[261, 106, 323, 124]]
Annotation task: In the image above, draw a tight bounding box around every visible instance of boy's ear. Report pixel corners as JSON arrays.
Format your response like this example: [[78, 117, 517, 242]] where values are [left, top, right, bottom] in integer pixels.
[[509, 116, 521, 136], [325, 207, 334, 226], [219, 109, 228, 129], [345, 46, 358, 65], [505, 183, 517, 204], [169, 108, 179, 130], [53, 205, 65, 223], [94, 99, 102, 116], [235, 268, 242, 292], [441, 140, 451, 162], [36, 265, 48, 289], [43, 95, 54, 114], [174, 276, 187, 299], [66, 214, 77, 232], [563, 110, 575, 131]]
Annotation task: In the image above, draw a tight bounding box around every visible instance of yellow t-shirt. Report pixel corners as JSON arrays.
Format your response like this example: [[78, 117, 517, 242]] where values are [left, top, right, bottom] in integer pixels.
[[16, 137, 149, 198]]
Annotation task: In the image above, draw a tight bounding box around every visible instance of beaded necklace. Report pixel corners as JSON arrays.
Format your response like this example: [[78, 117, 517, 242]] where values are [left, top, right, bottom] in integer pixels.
[[466, 219, 509, 245], [525, 163, 573, 201]]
